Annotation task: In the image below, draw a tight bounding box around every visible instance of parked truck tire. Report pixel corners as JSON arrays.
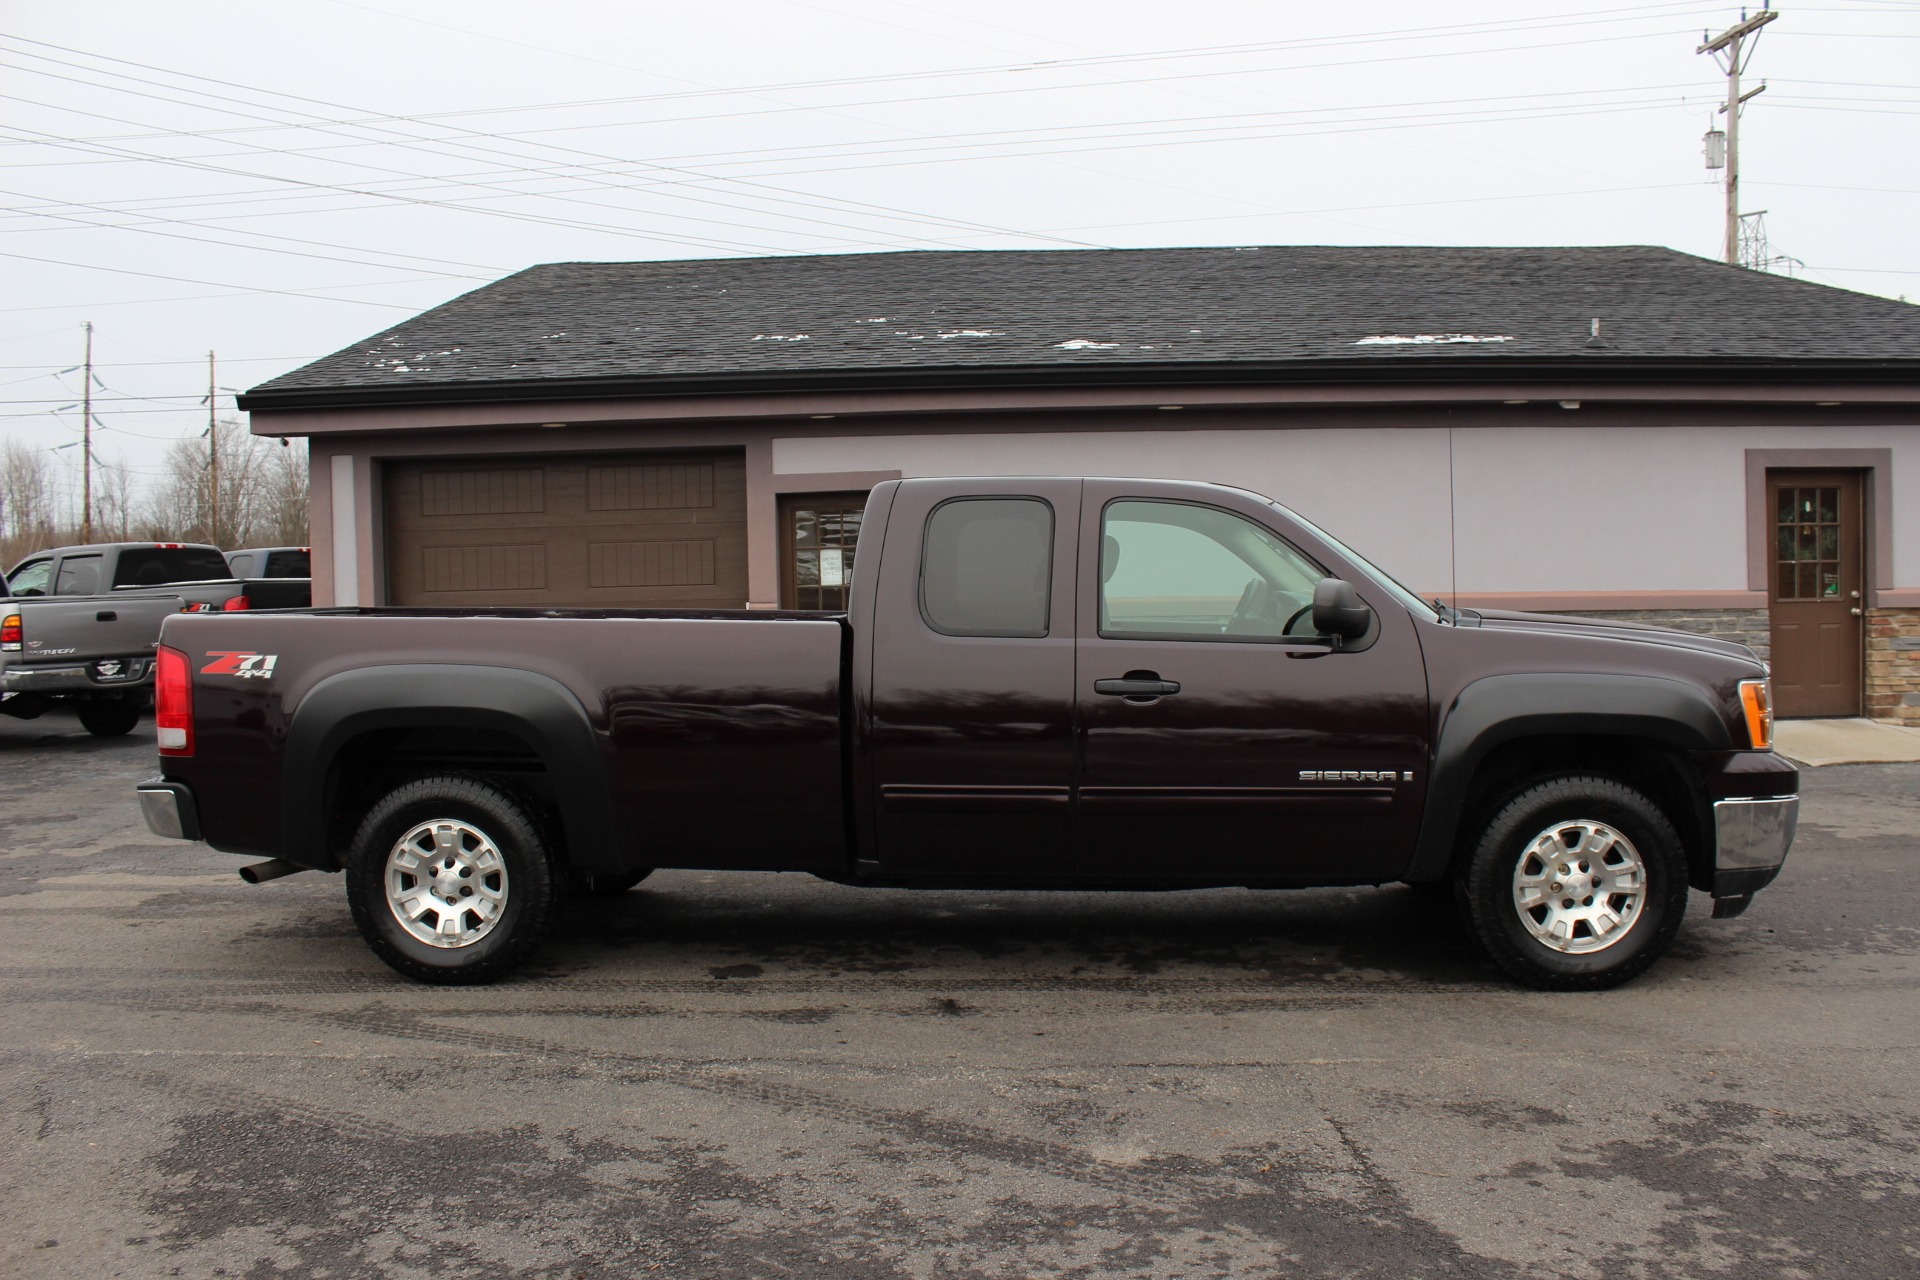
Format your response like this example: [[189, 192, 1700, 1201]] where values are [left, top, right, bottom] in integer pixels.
[[77, 695, 143, 738], [1456, 774, 1689, 991], [344, 776, 559, 985]]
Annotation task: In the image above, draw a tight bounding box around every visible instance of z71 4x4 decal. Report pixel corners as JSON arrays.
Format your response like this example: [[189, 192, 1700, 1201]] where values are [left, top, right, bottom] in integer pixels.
[[200, 651, 278, 679]]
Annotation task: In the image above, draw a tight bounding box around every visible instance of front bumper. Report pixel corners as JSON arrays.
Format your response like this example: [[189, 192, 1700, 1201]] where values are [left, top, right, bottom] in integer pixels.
[[1712, 794, 1798, 899], [2, 657, 154, 695], [137, 777, 201, 842]]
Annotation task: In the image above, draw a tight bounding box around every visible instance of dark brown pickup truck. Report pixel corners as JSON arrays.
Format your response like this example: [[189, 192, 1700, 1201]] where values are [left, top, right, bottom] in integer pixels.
[[137, 477, 1798, 990]]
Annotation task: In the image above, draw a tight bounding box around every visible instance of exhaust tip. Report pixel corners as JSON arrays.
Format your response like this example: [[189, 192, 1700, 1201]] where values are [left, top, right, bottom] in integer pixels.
[[239, 858, 307, 885]]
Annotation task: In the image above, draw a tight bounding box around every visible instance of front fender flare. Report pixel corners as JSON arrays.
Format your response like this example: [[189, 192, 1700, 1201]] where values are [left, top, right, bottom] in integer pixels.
[[281, 664, 615, 871], [1405, 672, 1733, 881]]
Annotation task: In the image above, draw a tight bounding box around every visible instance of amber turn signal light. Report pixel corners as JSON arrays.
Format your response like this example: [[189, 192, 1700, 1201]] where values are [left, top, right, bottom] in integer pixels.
[[1738, 678, 1773, 751]]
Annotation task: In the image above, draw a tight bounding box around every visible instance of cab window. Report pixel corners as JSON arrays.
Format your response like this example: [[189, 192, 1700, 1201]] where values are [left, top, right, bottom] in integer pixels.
[[6, 559, 51, 597], [55, 555, 103, 596], [1101, 500, 1326, 640], [919, 497, 1053, 637]]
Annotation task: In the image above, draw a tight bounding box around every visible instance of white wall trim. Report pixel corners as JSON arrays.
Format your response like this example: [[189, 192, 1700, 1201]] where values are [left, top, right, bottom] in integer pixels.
[[330, 453, 359, 606]]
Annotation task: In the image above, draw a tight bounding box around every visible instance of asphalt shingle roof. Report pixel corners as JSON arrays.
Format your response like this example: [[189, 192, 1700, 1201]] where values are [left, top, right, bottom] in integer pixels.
[[242, 245, 1920, 408]]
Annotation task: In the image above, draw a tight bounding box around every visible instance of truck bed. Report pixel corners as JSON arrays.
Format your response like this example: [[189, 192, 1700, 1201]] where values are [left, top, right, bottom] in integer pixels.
[[159, 607, 852, 873]]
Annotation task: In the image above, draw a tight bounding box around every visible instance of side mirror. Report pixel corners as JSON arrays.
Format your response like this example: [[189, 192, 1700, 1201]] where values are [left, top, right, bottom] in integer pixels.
[[1312, 577, 1373, 641]]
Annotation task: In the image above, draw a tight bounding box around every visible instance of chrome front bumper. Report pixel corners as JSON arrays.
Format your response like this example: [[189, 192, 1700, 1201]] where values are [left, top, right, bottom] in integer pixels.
[[1712, 795, 1798, 900], [137, 778, 201, 842]]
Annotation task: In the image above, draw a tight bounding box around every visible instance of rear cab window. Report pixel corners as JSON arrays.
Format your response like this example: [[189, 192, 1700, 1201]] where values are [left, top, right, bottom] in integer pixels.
[[112, 547, 232, 588], [263, 550, 311, 578], [54, 555, 104, 596], [919, 498, 1054, 637]]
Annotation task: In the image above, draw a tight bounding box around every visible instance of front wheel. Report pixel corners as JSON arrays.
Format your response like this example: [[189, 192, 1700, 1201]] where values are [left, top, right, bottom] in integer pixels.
[[1457, 775, 1688, 991], [345, 777, 559, 985]]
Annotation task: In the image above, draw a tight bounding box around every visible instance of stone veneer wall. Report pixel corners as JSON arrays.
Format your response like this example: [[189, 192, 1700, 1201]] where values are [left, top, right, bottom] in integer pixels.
[[1537, 608, 1771, 663], [1867, 608, 1920, 727]]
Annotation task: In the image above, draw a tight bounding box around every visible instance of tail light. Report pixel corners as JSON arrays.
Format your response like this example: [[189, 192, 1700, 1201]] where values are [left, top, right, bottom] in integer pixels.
[[1738, 678, 1773, 751], [155, 644, 194, 756], [222, 595, 250, 611], [1, 613, 19, 651]]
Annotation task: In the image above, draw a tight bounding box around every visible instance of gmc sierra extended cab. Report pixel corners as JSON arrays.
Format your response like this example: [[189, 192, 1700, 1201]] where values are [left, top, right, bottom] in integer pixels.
[[137, 478, 1799, 990]]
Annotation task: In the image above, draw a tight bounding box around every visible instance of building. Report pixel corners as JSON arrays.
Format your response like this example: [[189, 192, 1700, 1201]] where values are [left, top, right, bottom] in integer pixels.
[[238, 245, 1920, 723]]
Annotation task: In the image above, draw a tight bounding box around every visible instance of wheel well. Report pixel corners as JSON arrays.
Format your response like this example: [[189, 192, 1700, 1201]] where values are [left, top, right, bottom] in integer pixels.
[[1449, 735, 1713, 892], [323, 726, 561, 865]]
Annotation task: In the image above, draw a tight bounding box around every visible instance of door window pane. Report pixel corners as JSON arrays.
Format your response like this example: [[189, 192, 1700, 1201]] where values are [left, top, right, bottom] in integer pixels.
[[1772, 484, 1842, 602], [7, 559, 52, 597], [919, 498, 1052, 637], [54, 555, 103, 596], [1101, 500, 1326, 640]]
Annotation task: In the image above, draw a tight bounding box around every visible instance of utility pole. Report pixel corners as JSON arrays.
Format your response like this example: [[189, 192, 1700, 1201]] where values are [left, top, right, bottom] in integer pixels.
[[1698, 6, 1778, 265], [80, 321, 94, 544], [207, 351, 219, 546]]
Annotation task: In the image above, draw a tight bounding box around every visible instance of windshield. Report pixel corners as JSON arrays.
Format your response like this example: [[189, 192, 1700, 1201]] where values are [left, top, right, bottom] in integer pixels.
[[1268, 501, 1441, 622]]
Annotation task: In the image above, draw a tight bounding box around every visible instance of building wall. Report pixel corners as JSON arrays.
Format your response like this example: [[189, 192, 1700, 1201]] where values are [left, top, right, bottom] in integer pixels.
[[1868, 608, 1920, 726], [773, 421, 1918, 601]]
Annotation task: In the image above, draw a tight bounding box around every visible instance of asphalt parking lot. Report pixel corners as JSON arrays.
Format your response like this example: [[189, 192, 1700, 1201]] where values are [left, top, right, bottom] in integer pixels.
[[2, 709, 1917, 1280]]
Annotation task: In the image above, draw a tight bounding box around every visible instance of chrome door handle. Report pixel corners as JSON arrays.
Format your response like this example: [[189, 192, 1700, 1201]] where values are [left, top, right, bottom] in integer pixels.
[[1849, 607, 1863, 616]]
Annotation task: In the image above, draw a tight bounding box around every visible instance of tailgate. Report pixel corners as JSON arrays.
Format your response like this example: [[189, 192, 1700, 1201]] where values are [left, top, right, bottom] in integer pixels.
[[15, 595, 184, 663]]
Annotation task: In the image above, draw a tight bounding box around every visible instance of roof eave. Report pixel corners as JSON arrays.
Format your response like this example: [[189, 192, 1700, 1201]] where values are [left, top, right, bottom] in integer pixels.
[[236, 355, 1920, 413]]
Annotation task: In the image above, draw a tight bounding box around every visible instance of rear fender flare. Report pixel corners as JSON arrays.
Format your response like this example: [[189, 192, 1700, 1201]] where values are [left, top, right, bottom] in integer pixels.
[[1406, 672, 1733, 881], [282, 664, 614, 871]]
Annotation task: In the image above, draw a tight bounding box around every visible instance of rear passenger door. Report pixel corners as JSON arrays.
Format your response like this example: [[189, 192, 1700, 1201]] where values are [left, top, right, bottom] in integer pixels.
[[867, 481, 1080, 876]]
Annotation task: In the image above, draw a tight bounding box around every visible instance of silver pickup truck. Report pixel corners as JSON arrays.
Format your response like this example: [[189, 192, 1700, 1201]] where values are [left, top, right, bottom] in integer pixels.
[[2, 542, 312, 737]]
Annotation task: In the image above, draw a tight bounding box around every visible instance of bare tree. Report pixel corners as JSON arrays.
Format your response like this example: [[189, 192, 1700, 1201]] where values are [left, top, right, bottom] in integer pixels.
[[253, 439, 310, 547], [0, 439, 58, 568], [93, 456, 136, 542]]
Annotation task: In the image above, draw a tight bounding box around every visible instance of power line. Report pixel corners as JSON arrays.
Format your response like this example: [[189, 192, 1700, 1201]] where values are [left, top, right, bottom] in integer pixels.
[[0, 249, 435, 308]]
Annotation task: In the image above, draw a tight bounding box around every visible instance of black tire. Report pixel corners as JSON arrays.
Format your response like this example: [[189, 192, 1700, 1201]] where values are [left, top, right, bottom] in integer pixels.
[[344, 776, 559, 985], [77, 696, 142, 737], [569, 868, 653, 898], [1457, 775, 1688, 991]]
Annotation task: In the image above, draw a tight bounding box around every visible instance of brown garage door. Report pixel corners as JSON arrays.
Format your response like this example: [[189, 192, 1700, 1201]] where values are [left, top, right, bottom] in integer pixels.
[[384, 450, 748, 608]]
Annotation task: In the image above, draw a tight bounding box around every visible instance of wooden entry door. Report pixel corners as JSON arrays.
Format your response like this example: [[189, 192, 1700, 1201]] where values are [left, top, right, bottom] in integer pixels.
[[1767, 471, 1864, 718]]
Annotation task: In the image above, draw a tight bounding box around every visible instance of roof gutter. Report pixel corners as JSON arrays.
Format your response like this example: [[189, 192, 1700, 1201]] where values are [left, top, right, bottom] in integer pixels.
[[236, 356, 1920, 413]]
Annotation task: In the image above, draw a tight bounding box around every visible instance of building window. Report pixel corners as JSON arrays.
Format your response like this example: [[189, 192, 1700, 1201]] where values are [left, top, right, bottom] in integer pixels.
[[781, 492, 866, 610]]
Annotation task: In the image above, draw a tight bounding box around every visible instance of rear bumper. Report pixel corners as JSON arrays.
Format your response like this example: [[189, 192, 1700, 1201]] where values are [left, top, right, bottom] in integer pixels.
[[2, 658, 154, 694], [137, 777, 201, 841], [1711, 795, 1798, 898]]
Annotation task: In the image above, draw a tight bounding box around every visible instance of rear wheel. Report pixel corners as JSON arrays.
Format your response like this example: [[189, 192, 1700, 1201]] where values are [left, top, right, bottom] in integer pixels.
[[345, 776, 558, 985], [77, 695, 142, 737], [1457, 775, 1688, 991]]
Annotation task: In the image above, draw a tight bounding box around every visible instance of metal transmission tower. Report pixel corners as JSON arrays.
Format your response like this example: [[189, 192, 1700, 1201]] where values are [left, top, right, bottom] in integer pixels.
[[1698, 6, 1778, 265]]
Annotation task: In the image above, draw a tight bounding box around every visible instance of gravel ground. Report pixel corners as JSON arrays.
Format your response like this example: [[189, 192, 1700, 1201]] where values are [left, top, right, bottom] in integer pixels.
[[2, 707, 1916, 1279]]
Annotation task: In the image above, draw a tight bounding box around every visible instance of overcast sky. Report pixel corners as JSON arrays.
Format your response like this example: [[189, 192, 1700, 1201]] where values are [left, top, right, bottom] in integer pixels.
[[3, 0, 1917, 506]]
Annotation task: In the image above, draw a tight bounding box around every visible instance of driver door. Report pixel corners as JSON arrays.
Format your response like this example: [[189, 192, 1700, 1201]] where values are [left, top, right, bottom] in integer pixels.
[[1072, 481, 1429, 884]]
